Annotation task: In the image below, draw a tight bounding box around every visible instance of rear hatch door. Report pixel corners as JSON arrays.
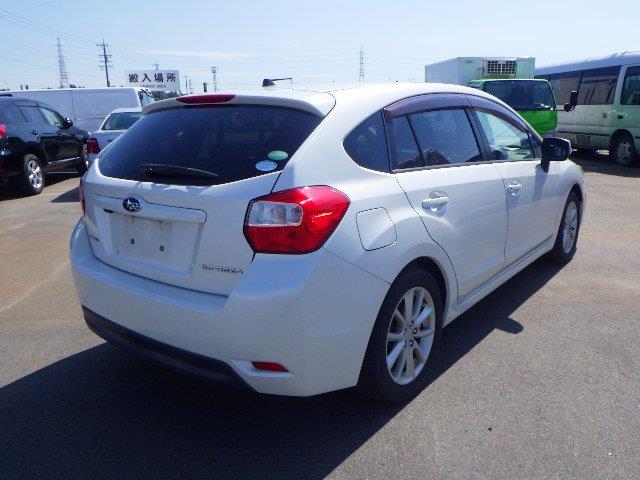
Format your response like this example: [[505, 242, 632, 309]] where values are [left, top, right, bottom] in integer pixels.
[[83, 95, 330, 295]]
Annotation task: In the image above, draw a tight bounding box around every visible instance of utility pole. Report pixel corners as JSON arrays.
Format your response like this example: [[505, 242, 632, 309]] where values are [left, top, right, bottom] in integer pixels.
[[97, 39, 112, 87], [188, 77, 193, 94], [183, 75, 189, 94], [57, 38, 69, 88], [358, 45, 365, 82], [154, 60, 159, 70], [210, 66, 218, 91], [203, 82, 208, 92]]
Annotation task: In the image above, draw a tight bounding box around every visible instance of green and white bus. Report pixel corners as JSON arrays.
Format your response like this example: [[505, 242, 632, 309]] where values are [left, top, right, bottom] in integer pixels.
[[536, 52, 640, 166]]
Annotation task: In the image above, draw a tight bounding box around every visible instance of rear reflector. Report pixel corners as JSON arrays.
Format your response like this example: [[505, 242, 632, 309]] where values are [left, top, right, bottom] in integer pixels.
[[86, 137, 100, 154], [251, 361, 289, 372], [176, 93, 235, 104], [244, 186, 350, 254], [0, 123, 6, 138]]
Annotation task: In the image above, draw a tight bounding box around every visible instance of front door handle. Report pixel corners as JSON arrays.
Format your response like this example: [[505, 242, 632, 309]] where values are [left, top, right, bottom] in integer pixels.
[[422, 194, 449, 213], [31, 130, 38, 136], [506, 182, 523, 197]]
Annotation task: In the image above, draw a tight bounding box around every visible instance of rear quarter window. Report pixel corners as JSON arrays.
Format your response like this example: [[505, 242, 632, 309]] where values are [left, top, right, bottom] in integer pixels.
[[0, 105, 26, 124], [98, 105, 322, 186], [343, 112, 390, 172]]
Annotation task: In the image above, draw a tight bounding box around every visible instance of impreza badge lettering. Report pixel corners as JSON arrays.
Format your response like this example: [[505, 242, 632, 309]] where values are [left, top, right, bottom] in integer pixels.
[[123, 197, 141, 213]]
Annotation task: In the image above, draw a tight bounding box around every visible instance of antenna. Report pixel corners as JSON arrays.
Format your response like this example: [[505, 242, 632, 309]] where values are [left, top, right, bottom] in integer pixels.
[[211, 66, 219, 92], [97, 39, 113, 87], [57, 37, 69, 88], [359, 45, 365, 82]]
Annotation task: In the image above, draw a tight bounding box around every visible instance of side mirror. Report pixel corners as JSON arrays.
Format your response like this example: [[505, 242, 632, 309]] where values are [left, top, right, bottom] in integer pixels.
[[64, 117, 73, 128], [563, 90, 578, 112], [540, 137, 571, 172]]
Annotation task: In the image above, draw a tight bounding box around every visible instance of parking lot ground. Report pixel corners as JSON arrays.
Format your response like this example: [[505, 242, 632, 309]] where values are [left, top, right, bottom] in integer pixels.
[[0, 156, 639, 480]]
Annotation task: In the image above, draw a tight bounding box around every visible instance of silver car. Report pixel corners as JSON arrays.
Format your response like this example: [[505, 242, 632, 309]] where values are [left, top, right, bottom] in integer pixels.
[[86, 107, 142, 165]]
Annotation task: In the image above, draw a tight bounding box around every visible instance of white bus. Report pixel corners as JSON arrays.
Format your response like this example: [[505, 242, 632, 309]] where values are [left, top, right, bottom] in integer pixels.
[[535, 52, 640, 166], [1, 87, 154, 133]]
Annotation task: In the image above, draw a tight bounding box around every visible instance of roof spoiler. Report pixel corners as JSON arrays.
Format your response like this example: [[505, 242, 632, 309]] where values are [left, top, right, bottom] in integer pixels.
[[262, 77, 293, 87]]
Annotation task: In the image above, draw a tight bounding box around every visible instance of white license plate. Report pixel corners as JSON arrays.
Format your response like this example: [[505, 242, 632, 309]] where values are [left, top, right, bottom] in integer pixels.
[[120, 215, 172, 260]]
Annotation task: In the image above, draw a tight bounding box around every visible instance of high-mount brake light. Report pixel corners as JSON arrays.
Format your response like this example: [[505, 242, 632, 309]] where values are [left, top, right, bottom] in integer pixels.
[[176, 93, 236, 104], [244, 186, 350, 254]]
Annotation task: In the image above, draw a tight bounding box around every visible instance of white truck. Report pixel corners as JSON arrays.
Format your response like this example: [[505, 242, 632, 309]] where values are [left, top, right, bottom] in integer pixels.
[[425, 57, 536, 84], [1, 87, 154, 132]]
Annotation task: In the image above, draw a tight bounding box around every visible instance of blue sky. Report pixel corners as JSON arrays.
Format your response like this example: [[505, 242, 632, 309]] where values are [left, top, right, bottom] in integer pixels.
[[0, 0, 638, 91]]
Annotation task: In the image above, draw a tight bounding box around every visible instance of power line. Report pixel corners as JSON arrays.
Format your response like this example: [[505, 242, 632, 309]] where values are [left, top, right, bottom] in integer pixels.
[[97, 39, 113, 87]]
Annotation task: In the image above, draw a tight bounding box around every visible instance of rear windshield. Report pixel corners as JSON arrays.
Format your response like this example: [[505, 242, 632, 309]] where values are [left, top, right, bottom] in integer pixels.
[[98, 105, 322, 186], [102, 111, 142, 130], [484, 80, 556, 111]]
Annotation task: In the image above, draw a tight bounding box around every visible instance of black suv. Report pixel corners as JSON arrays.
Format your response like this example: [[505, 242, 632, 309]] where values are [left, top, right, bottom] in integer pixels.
[[0, 97, 89, 195]]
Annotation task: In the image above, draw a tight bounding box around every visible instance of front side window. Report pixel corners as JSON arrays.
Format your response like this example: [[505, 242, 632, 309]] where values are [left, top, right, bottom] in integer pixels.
[[102, 112, 143, 131], [99, 105, 322, 186], [475, 110, 534, 161], [39, 107, 65, 127], [577, 67, 620, 105], [343, 112, 389, 172], [408, 109, 481, 165], [389, 116, 421, 170], [621, 66, 640, 106], [545, 72, 581, 106]]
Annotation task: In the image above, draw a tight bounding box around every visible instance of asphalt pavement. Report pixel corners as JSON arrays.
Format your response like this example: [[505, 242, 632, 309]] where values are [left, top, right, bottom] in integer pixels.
[[0, 156, 638, 479]]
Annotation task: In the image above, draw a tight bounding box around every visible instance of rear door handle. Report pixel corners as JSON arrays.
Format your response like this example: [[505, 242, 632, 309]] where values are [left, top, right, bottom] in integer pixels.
[[506, 182, 523, 197], [422, 194, 449, 212]]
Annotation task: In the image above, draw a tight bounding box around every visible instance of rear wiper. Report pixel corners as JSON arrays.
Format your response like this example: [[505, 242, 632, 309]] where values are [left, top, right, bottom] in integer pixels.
[[138, 163, 218, 179]]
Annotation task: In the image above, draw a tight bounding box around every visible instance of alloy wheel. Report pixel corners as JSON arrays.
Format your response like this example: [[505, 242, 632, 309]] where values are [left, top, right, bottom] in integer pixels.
[[562, 201, 578, 253], [386, 287, 436, 385], [27, 159, 43, 190], [616, 140, 633, 165]]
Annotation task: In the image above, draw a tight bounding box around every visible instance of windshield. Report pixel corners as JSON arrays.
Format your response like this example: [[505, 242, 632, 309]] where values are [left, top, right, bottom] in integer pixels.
[[483, 80, 556, 110], [98, 105, 322, 186], [102, 112, 142, 131]]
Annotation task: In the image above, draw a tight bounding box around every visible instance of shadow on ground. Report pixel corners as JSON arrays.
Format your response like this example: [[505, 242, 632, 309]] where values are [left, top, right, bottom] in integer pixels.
[[0, 171, 79, 202], [0, 258, 563, 480], [571, 152, 640, 178]]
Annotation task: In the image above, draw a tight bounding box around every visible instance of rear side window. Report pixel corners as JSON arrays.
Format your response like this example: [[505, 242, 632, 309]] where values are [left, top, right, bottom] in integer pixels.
[[409, 109, 481, 165], [18, 105, 46, 124], [343, 112, 389, 172], [389, 116, 422, 169], [0, 105, 26, 124], [102, 112, 142, 131], [577, 67, 620, 105], [99, 105, 322, 186], [545, 72, 581, 105]]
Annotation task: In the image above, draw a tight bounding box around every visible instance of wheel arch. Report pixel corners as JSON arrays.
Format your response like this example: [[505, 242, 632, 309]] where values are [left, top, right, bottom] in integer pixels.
[[21, 142, 48, 166], [395, 257, 449, 314]]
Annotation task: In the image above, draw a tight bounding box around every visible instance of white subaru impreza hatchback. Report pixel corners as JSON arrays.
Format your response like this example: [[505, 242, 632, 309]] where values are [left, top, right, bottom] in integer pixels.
[[71, 83, 584, 402]]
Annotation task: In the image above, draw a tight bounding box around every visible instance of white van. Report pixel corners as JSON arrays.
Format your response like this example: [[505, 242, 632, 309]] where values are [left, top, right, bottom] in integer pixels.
[[536, 52, 640, 166], [1, 87, 154, 133]]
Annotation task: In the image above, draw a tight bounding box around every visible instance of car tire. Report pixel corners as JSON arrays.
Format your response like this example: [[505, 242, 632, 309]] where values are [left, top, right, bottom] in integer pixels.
[[611, 133, 637, 167], [358, 267, 443, 403], [19, 153, 45, 195], [549, 191, 581, 264], [76, 145, 88, 174]]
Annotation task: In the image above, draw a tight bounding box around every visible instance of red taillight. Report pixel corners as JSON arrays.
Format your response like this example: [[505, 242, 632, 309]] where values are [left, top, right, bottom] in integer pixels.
[[176, 93, 235, 104], [86, 137, 100, 154], [79, 174, 86, 215], [244, 186, 350, 254], [0, 123, 6, 138], [251, 361, 289, 373]]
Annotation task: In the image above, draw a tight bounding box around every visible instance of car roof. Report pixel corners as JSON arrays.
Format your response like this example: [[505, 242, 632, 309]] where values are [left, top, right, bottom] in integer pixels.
[[536, 51, 640, 75], [109, 107, 143, 114], [143, 82, 510, 117]]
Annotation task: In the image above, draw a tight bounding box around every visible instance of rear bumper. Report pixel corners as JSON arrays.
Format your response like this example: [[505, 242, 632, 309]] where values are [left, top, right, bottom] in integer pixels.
[[83, 306, 248, 387], [70, 219, 389, 396]]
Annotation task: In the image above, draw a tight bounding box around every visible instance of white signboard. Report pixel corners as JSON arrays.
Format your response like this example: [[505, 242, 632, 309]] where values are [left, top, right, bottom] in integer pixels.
[[124, 70, 180, 91]]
